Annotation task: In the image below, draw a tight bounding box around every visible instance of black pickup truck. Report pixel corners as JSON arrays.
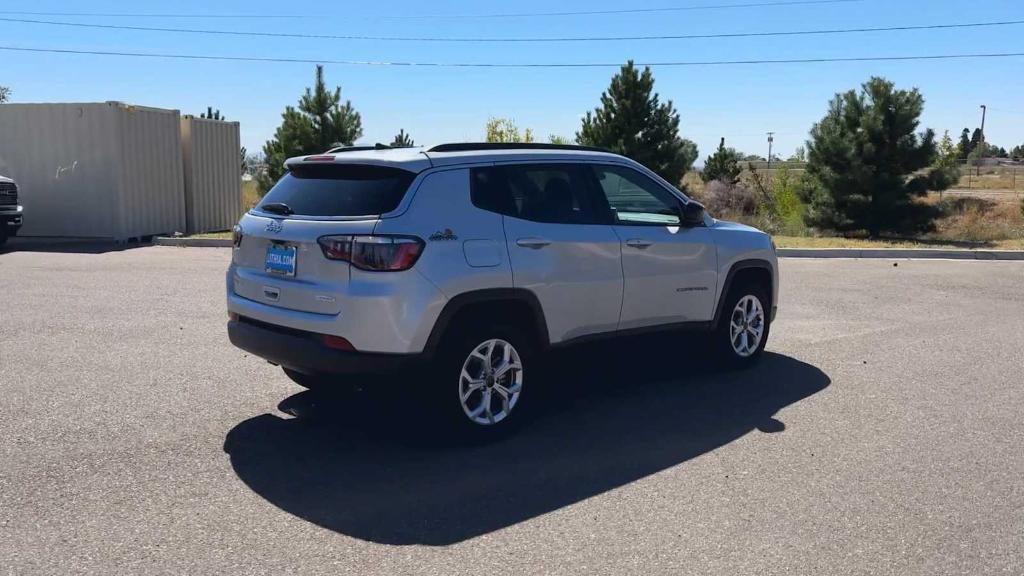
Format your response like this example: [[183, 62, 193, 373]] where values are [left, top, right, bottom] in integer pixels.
[[0, 174, 22, 246]]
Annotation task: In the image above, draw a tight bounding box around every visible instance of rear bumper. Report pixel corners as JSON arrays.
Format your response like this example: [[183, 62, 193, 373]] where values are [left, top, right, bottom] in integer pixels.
[[228, 317, 421, 376], [0, 206, 22, 234]]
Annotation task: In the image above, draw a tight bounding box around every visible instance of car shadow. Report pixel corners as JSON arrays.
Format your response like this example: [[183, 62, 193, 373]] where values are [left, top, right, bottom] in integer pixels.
[[0, 237, 153, 254], [223, 340, 830, 546]]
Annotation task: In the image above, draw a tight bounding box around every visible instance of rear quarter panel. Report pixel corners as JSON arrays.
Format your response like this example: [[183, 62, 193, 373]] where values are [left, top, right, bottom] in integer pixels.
[[373, 167, 514, 350]]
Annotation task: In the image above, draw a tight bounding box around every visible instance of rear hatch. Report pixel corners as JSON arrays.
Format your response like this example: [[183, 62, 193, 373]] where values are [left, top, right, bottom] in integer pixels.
[[231, 163, 417, 315]]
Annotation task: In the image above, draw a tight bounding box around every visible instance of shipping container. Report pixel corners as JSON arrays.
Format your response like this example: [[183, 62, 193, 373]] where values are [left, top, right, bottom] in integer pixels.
[[181, 116, 242, 234], [0, 102, 185, 239]]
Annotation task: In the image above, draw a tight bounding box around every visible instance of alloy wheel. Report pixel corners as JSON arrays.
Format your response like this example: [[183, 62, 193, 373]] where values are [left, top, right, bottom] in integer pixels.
[[458, 339, 524, 425], [729, 295, 765, 358]]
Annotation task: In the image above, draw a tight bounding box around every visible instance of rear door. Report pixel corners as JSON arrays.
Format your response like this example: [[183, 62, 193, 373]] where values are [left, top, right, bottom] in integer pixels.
[[471, 163, 622, 342], [231, 163, 415, 314], [588, 164, 718, 329]]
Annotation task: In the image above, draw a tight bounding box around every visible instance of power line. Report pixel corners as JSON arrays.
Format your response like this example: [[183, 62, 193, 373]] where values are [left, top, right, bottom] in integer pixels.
[[0, 11, 302, 19], [1, 45, 1022, 68], [2, 16, 1021, 43], [0, 0, 863, 20]]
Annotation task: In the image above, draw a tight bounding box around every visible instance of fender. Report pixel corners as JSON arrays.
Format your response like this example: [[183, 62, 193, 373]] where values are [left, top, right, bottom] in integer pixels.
[[422, 288, 550, 357], [711, 259, 774, 331]]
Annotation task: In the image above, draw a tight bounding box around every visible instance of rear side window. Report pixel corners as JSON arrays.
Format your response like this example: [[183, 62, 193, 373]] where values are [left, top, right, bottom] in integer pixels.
[[257, 164, 416, 217], [471, 164, 606, 225]]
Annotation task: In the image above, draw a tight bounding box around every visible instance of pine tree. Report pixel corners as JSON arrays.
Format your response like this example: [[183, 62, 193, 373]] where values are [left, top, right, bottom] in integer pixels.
[[0, 86, 10, 103], [577, 61, 698, 186], [201, 107, 224, 120], [957, 128, 972, 160], [701, 138, 743, 184], [390, 129, 414, 147], [799, 77, 954, 237], [970, 128, 983, 156], [259, 65, 363, 192]]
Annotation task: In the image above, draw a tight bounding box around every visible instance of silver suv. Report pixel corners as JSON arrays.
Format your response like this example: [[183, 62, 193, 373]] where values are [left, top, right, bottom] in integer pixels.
[[227, 143, 778, 432]]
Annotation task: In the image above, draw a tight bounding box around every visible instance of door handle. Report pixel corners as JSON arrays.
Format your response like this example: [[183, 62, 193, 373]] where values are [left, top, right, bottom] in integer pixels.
[[516, 238, 551, 249], [625, 239, 654, 249]]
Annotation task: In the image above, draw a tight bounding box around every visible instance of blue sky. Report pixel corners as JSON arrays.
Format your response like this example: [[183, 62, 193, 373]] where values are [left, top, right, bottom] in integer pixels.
[[1, 0, 1022, 162]]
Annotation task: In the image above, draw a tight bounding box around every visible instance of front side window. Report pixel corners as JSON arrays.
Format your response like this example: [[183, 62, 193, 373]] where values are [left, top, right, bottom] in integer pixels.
[[257, 164, 416, 217], [591, 165, 681, 225], [471, 164, 606, 225]]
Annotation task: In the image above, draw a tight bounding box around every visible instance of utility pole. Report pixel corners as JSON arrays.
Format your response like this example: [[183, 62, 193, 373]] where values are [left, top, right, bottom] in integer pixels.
[[979, 105, 987, 152], [766, 132, 775, 170], [978, 105, 987, 176]]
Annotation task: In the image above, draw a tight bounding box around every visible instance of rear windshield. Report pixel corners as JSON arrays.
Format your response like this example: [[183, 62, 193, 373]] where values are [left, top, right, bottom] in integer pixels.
[[257, 164, 416, 217]]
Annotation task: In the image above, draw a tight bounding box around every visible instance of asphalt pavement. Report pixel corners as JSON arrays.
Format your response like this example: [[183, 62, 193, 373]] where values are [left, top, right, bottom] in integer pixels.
[[1, 246, 1022, 575]]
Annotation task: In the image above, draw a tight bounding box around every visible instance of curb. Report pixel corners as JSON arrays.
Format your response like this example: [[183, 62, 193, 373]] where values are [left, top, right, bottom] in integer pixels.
[[152, 237, 1024, 261], [153, 237, 232, 248], [777, 248, 1024, 260]]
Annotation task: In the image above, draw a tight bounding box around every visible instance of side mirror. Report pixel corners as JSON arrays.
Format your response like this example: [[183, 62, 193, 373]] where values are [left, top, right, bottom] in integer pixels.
[[681, 201, 705, 226]]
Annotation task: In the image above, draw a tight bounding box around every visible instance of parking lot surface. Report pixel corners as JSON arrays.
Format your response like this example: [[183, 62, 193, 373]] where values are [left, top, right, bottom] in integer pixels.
[[1, 246, 1022, 575]]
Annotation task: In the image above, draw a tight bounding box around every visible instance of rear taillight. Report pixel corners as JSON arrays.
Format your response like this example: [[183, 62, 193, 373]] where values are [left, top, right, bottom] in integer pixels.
[[317, 235, 425, 272], [232, 225, 243, 248]]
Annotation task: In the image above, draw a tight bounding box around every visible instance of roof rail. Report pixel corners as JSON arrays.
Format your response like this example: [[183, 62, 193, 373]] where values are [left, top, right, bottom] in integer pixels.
[[427, 142, 610, 154], [324, 143, 395, 154]]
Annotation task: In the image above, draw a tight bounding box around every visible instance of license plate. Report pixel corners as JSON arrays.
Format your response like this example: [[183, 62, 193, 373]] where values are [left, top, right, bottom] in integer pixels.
[[265, 244, 297, 277]]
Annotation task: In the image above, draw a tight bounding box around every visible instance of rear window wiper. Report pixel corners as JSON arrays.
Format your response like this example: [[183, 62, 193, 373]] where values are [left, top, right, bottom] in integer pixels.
[[260, 202, 294, 216]]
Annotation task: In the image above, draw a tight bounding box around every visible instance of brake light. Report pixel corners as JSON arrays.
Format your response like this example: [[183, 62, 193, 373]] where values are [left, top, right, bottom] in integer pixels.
[[304, 155, 336, 162], [317, 235, 425, 271], [231, 224, 243, 247]]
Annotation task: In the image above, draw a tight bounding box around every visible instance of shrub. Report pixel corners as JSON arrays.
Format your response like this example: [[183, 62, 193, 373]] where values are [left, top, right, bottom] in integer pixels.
[[700, 180, 758, 216]]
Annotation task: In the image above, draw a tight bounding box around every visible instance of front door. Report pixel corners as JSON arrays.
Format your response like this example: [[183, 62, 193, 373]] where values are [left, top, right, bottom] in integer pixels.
[[589, 164, 718, 330]]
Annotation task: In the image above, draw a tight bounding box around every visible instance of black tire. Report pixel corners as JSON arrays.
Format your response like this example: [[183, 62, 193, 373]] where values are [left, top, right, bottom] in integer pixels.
[[714, 283, 771, 369], [282, 367, 335, 390], [429, 323, 537, 438]]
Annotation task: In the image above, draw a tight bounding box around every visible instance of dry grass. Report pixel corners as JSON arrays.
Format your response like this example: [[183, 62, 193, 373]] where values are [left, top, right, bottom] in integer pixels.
[[242, 180, 262, 212], [190, 231, 233, 239], [956, 166, 1023, 191], [774, 236, 1024, 250], [680, 171, 704, 195], [927, 195, 1024, 243]]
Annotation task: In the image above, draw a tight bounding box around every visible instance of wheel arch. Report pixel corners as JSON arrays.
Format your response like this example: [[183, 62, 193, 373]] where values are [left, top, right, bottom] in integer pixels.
[[422, 288, 550, 358], [712, 259, 774, 330]]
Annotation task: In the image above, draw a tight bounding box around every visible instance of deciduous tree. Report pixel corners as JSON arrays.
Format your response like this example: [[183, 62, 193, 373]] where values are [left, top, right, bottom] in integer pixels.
[[485, 118, 534, 143]]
